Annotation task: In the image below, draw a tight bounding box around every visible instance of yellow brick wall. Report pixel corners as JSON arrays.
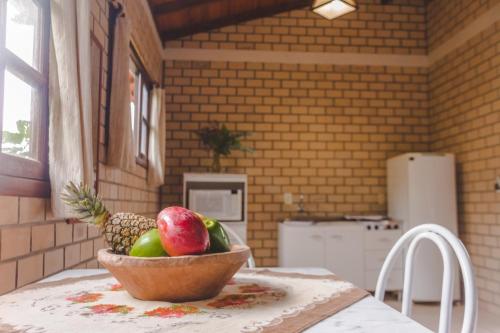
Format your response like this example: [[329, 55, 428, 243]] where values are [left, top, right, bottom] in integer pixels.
[[429, 19, 500, 315], [166, 1, 427, 55], [426, 0, 500, 52], [162, 60, 429, 266], [161, 1, 430, 267], [0, 0, 163, 294]]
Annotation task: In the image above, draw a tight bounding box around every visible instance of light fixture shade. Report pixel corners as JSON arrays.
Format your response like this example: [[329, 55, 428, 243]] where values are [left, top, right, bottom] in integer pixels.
[[312, 0, 357, 20]]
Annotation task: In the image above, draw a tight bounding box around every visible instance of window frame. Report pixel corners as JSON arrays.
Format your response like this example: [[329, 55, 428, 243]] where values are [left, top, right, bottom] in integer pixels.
[[129, 47, 151, 169], [0, 0, 50, 197]]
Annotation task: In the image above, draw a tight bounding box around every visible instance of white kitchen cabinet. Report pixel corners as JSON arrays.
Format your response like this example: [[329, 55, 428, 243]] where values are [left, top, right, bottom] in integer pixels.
[[279, 222, 402, 291], [325, 225, 364, 287], [363, 230, 403, 290], [364, 230, 401, 251], [278, 223, 326, 268]]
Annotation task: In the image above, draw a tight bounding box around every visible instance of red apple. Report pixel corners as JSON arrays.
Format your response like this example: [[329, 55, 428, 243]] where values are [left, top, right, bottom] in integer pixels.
[[156, 206, 210, 256]]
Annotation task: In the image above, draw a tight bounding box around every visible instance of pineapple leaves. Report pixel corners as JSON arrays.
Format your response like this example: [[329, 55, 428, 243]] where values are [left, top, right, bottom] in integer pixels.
[[61, 181, 110, 226]]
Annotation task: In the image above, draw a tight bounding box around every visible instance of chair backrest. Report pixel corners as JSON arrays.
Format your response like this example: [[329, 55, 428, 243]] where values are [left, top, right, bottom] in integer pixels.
[[220, 222, 256, 268], [375, 224, 477, 333]]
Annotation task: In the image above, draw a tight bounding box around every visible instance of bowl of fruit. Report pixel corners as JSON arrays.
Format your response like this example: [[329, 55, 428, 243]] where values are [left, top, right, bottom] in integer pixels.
[[62, 183, 251, 302]]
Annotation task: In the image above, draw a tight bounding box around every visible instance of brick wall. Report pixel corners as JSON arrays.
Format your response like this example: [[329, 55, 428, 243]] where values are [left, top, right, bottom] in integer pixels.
[[428, 2, 500, 314], [166, 0, 427, 55], [0, 196, 102, 294], [426, 0, 500, 52], [0, 0, 163, 295], [162, 58, 430, 266], [167, 0, 427, 55], [161, 3, 430, 268]]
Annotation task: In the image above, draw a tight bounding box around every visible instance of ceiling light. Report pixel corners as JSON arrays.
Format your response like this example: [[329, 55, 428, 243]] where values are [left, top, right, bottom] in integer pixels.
[[312, 0, 357, 20]]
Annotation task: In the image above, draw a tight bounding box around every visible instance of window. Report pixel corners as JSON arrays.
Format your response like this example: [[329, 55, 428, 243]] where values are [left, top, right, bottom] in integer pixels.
[[0, 0, 50, 197], [128, 48, 151, 167]]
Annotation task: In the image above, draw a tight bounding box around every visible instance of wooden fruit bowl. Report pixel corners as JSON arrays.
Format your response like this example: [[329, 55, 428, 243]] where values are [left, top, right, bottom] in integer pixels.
[[97, 244, 250, 302]]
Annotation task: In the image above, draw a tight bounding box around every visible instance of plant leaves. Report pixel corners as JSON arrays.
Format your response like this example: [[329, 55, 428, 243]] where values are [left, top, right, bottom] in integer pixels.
[[195, 122, 254, 157]]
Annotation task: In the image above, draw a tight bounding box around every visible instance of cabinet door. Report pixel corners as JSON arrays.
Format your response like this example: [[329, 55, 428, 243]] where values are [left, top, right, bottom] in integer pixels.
[[363, 230, 403, 291], [278, 224, 325, 268], [325, 226, 364, 287]]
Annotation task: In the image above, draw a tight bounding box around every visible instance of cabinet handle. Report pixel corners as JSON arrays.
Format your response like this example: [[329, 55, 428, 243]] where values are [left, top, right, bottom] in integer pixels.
[[378, 237, 391, 242], [310, 235, 322, 240], [330, 235, 343, 240]]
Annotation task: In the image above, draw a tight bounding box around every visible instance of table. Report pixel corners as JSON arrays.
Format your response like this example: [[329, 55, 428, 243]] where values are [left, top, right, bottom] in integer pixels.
[[39, 267, 432, 333]]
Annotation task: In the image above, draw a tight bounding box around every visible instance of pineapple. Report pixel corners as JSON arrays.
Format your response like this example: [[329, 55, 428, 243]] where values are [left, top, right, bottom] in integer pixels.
[[61, 182, 156, 255]]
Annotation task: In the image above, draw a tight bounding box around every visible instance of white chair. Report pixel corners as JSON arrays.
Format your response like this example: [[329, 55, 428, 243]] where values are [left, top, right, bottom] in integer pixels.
[[220, 222, 256, 268], [375, 224, 477, 333]]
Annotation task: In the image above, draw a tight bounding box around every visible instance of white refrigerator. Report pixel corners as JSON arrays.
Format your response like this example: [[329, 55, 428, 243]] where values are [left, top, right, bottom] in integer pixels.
[[387, 153, 460, 302]]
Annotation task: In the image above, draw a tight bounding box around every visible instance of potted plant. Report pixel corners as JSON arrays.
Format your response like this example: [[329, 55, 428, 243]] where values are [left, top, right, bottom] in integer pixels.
[[195, 123, 254, 173]]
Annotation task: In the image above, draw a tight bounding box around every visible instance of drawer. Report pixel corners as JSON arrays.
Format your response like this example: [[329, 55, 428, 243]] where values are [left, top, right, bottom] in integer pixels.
[[364, 268, 403, 291], [365, 250, 403, 270], [364, 230, 401, 250]]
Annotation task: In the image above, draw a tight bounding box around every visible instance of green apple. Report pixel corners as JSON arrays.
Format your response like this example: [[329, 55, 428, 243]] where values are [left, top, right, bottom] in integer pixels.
[[129, 229, 168, 257]]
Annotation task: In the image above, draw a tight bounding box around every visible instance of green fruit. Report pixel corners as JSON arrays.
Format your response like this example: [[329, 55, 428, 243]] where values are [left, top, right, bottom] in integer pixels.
[[203, 218, 231, 253], [129, 229, 168, 257]]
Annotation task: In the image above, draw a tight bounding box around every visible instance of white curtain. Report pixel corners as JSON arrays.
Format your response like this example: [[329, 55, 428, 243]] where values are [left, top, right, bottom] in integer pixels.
[[107, 14, 136, 172], [49, 0, 94, 217], [147, 88, 166, 186]]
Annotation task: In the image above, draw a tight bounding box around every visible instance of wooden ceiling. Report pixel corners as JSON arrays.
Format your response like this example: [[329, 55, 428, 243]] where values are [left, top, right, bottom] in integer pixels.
[[148, 0, 312, 42]]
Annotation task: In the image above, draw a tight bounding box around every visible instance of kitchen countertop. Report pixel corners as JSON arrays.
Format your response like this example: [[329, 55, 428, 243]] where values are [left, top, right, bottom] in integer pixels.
[[40, 268, 432, 333]]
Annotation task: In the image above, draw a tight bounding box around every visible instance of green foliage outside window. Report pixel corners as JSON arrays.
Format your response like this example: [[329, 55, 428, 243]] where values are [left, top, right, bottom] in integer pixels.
[[2, 120, 31, 157]]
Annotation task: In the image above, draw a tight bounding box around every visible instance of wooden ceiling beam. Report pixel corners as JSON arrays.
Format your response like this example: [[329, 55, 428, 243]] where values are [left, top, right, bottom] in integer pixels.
[[152, 0, 221, 15], [161, 0, 312, 41]]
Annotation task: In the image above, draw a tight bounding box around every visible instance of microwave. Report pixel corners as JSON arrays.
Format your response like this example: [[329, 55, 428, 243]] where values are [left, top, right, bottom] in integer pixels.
[[183, 173, 247, 223], [188, 189, 243, 221]]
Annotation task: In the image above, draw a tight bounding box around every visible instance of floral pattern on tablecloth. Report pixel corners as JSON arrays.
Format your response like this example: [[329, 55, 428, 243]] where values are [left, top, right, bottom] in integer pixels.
[[66, 292, 103, 303], [143, 305, 201, 318], [0, 270, 368, 333], [207, 281, 287, 309], [86, 304, 134, 315], [63, 278, 287, 314]]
